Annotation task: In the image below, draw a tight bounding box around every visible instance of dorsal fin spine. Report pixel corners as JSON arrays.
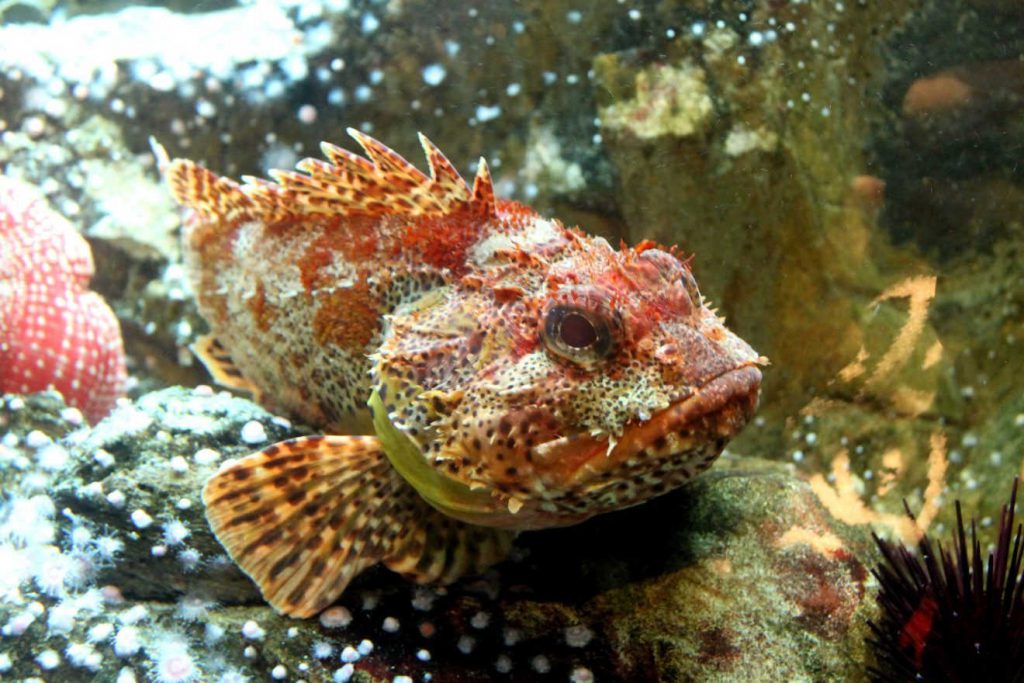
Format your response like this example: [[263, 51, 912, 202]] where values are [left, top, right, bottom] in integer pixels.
[[166, 158, 256, 223], [166, 131, 497, 222], [472, 157, 496, 213]]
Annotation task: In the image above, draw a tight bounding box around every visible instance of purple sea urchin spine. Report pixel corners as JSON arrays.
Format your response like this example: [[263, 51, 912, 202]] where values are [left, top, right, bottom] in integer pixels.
[[868, 479, 1024, 682]]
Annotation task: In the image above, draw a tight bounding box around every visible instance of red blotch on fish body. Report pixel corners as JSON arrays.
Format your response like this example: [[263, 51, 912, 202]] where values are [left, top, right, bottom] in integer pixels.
[[0, 178, 127, 422], [398, 211, 485, 276]]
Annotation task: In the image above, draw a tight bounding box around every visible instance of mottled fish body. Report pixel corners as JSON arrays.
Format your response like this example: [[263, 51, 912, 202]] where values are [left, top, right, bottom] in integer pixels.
[[161, 130, 764, 617]]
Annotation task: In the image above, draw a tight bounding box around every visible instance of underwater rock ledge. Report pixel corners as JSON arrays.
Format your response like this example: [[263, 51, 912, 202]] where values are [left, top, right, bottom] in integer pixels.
[[0, 387, 876, 682]]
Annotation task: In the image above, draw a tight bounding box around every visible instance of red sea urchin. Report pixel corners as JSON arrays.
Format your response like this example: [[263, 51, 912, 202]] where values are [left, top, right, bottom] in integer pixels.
[[868, 479, 1024, 682], [0, 177, 126, 422]]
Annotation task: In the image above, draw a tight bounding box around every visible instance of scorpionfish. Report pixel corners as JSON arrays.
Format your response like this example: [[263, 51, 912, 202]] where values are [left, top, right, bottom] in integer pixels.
[[161, 129, 765, 618]]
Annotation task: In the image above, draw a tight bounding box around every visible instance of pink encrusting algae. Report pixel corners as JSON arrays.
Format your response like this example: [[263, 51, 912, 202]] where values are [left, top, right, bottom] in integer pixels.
[[0, 176, 127, 422]]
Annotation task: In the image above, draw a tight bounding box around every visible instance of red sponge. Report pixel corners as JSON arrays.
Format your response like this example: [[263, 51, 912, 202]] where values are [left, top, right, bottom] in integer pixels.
[[0, 177, 127, 422]]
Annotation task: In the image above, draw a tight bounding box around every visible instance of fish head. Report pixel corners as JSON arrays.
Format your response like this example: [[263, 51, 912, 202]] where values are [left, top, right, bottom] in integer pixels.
[[372, 222, 764, 529]]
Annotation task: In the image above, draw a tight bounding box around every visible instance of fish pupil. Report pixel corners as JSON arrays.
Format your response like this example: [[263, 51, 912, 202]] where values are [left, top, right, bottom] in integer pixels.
[[560, 312, 597, 349]]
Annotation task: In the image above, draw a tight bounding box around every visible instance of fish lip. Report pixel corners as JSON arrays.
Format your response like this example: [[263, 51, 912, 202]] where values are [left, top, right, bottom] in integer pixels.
[[526, 364, 762, 480], [674, 364, 762, 422], [611, 364, 762, 457]]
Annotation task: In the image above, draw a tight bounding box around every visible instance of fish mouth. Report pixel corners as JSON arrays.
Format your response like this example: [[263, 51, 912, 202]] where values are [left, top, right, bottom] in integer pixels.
[[529, 364, 762, 488], [611, 364, 763, 460]]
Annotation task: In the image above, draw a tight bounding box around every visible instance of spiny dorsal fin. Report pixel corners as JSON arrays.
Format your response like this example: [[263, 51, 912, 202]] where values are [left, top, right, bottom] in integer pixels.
[[238, 175, 295, 219], [164, 131, 498, 224], [471, 157, 495, 211], [348, 128, 431, 180], [248, 130, 496, 219], [192, 334, 263, 403], [418, 132, 471, 206], [165, 159, 257, 223], [203, 435, 513, 617]]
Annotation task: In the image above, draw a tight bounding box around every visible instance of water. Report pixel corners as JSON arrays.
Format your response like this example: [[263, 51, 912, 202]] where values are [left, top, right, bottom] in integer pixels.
[[0, 1, 1022, 681]]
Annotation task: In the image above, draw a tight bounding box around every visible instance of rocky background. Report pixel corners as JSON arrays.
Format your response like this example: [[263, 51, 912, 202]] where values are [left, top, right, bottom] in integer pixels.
[[1, 0, 1023, 680]]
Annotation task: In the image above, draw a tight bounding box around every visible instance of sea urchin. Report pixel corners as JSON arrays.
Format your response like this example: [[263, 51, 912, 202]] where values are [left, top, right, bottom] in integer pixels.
[[868, 479, 1024, 682]]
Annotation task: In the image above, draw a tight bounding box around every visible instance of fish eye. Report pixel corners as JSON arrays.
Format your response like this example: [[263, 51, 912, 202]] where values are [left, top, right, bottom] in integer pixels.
[[542, 305, 614, 363]]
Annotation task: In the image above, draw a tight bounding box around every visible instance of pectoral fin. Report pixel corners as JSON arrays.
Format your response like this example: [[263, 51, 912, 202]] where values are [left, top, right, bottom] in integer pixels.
[[192, 334, 263, 402], [203, 435, 514, 618]]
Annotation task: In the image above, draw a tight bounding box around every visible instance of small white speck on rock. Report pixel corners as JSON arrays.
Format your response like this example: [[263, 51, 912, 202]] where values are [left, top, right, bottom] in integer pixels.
[[25, 430, 52, 449], [319, 606, 352, 629], [36, 649, 61, 669], [93, 449, 115, 467], [421, 63, 446, 86], [130, 509, 153, 529], [469, 611, 490, 629], [241, 619, 266, 640], [564, 624, 594, 648], [240, 420, 268, 444], [456, 635, 475, 654], [570, 666, 596, 683], [193, 447, 220, 465]]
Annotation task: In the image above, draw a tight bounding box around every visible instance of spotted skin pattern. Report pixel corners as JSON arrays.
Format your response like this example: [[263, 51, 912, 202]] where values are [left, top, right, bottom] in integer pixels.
[[164, 130, 764, 617], [204, 436, 512, 617]]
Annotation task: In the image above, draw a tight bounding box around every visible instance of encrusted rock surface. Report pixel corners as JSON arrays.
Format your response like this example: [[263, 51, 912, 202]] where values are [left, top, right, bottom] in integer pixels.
[[0, 388, 876, 682]]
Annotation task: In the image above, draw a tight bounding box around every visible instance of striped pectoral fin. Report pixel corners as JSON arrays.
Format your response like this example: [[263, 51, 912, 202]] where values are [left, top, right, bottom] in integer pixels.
[[203, 434, 407, 617], [192, 334, 263, 402], [203, 434, 514, 618], [382, 506, 516, 587]]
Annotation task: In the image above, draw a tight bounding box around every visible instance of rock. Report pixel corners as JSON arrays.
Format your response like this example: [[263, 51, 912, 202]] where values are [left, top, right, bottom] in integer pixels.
[[596, 60, 715, 140], [52, 386, 302, 604], [966, 0, 1024, 15], [513, 459, 877, 681], [0, 387, 876, 681], [589, 1, 953, 425]]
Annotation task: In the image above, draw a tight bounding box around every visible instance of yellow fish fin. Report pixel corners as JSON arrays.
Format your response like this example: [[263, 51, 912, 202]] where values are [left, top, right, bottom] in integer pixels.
[[203, 435, 513, 618], [191, 334, 263, 403]]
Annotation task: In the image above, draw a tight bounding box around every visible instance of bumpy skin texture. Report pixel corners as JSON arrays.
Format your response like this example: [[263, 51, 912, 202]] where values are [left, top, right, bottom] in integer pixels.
[[170, 130, 763, 529], [164, 131, 763, 617]]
